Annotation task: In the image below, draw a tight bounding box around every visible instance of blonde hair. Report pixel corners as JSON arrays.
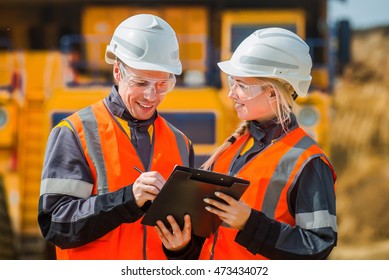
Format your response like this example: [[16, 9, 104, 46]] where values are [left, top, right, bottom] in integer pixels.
[[201, 77, 296, 171]]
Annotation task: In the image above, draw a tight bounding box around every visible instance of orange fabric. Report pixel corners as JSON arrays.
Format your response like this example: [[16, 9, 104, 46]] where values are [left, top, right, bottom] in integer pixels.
[[56, 100, 188, 260], [199, 127, 335, 260]]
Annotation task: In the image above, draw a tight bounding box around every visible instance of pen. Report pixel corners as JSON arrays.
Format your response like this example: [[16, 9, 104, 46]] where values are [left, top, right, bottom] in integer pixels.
[[133, 166, 143, 174]]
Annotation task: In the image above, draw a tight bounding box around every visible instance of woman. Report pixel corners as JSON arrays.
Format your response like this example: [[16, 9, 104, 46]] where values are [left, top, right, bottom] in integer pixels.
[[155, 27, 337, 260], [198, 27, 337, 259]]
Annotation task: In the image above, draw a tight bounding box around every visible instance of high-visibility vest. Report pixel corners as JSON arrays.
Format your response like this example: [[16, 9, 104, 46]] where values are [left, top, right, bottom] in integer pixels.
[[55, 100, 190, 260], [199, 127, 335, 260]]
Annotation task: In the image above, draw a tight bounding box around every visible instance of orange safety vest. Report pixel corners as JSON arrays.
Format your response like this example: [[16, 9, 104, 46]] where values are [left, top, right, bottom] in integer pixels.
[[199, 127, 335, 260], [56, 100, 190, 260]]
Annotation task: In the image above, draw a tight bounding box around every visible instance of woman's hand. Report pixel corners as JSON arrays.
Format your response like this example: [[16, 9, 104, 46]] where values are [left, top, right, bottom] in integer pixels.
[[154, 214, 192, 251], [204, 192, 251, 230]]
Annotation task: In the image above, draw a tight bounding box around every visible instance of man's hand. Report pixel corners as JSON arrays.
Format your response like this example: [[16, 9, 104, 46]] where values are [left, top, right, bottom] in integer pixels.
[[154, 214, 192, 251], [132, 171, 165, 208]]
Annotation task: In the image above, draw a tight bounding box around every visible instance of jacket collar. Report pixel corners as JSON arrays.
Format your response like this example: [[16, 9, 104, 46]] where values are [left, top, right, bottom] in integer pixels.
[[250, 113, 298, 145], [105, 85, 157, 129]]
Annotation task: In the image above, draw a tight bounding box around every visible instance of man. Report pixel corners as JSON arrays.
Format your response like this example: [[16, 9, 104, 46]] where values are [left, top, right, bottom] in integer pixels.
[[38, 14, 194, 260]]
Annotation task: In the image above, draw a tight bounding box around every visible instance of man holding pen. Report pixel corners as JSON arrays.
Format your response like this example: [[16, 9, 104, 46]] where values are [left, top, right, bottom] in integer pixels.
[[38, 14, 198, 260]]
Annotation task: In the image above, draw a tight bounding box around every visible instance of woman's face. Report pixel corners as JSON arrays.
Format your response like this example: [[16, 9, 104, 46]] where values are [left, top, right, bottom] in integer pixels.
[[114, 62, 173, 120], [227, 77, 278, 122]]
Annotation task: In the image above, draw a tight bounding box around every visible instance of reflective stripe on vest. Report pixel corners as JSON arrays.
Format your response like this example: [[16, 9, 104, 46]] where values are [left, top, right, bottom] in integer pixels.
[[261, 135, 314, 219], [78, 106, 108, 194], [165, 121, 190, 168], [199, 127, 336, 260], [56, 100, 190, 260]]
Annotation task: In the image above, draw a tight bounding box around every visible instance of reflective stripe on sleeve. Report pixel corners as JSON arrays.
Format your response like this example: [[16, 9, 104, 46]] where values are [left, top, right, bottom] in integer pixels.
[[40, 178, 93, 199], [295, 210, 338, 232]]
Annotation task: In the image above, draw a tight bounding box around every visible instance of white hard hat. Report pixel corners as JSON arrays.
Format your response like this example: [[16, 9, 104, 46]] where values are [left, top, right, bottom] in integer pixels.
[[105, 14, 182, 75], [218, 27, 312, 96]]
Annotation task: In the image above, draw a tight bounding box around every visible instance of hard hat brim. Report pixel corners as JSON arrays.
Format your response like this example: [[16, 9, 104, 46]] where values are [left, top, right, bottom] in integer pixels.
[[218, 60, 265, 78], [105, 50, 182, 75], [218, 60, 311, 97], [121, 59, 182, 75]]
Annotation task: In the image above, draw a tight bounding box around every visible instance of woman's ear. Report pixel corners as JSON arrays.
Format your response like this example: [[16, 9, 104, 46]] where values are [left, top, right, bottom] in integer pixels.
[[267, 88, 277, 103]]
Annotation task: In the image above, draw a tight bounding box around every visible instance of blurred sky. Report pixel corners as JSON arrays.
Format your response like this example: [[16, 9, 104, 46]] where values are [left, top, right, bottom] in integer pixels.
[[328, 0, 389, 29]]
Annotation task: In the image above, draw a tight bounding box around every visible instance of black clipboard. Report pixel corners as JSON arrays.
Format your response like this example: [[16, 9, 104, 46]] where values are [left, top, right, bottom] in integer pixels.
[[141, 165, 250, 238]]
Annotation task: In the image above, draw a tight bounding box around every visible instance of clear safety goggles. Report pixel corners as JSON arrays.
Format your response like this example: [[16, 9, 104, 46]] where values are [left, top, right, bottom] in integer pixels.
[[119, 63, 176, 96], [227, 76, 269, 101]]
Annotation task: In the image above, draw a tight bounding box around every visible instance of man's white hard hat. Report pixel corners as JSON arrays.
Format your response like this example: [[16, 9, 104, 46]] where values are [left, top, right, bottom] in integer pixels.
[[105, 14, 182, 75]]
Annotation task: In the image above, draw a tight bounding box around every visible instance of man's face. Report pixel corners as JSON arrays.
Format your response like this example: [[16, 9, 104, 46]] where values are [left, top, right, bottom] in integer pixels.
[[114, 62, 175, 120]]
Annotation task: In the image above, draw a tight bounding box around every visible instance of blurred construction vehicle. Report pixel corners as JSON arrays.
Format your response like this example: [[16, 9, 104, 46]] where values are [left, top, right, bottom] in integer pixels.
[[0, 0, 349, 259]]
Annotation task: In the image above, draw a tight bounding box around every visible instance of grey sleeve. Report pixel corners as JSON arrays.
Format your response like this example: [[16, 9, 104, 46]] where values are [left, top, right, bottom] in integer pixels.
[[38, 125, 145, 249]]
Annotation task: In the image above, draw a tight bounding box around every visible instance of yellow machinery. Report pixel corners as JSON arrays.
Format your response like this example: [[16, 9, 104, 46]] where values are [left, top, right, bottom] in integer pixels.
[[0, 51, 21, 259], [0, 1, 337, 259]]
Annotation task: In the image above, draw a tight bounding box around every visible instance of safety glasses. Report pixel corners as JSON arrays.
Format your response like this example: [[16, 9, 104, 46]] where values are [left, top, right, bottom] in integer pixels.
[[119, 63, 176, 96], [227, 76, 269, 101]]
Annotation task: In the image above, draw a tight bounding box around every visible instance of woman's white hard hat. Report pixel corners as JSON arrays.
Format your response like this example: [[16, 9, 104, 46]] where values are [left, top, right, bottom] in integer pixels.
[[218, 27, 312, 97], [105, 14, 182, 75]]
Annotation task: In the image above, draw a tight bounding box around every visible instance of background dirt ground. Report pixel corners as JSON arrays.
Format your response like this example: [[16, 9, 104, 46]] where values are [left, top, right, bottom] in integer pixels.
[[328, 26, 389, 259]]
